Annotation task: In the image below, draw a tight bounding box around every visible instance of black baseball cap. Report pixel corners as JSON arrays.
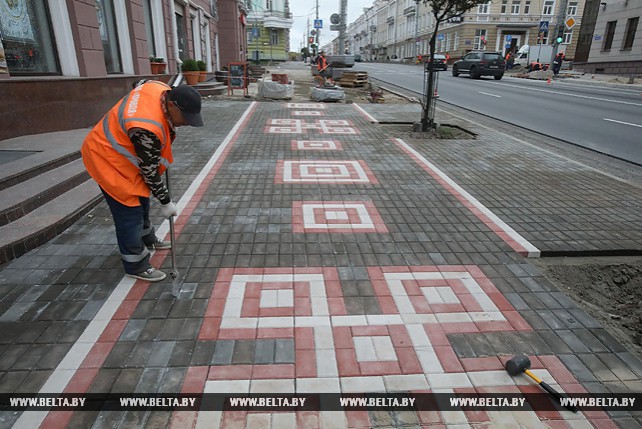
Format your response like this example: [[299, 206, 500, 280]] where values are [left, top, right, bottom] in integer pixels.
[[169, 84, 204, 127]]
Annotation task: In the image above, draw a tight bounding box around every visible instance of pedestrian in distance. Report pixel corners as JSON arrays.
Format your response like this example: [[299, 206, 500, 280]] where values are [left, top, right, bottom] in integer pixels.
[[81, 81, 204, 282], [552, 52, 564, 76], [505, 52, 513, 70]]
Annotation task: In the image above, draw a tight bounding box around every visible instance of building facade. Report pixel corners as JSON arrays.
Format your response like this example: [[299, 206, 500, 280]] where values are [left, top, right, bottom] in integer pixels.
[[573, 0, 641, 74], [341, 0, 589, 62], [0, 0, 248, 141], [246, 0, 293, 62]]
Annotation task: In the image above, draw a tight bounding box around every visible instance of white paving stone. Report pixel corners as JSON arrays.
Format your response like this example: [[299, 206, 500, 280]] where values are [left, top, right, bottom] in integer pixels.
[[250, 379, 295, 393], [260, 289, 278, 308], [383, 374, 429, 391], [204, 379, 250, 393], [467, 370, 516, 387], [372, 336, 397, 361], [271, 413, 297, 429], [353, 336, 377, 362], [427, 373, 472, 389], [415, 347, 443, 374], [316, 349, 339, 377], [296, 377, 341, 393], [340, 376, 386, 393]]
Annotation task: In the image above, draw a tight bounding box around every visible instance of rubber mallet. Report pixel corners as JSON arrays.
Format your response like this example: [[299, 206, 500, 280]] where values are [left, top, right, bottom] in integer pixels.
[[505, 355, 578, 413]]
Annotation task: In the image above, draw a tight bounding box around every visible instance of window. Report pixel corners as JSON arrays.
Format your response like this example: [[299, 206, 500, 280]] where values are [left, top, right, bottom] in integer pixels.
[[266, 0, 273, 12], [511, 1, 520, 14], [542, 0, 554, 15], [477, 2, 490, 14], [474, 29, 487, 50], [622, 17, 638, 50], [567, 2, 578, 16], [603, 20, 616, 51], [0, 0, 60, 74], [563, 30, 572, 44], [270, 29, 278, 45], [175, 3, 187, 61], [524, 1, 530, 14], [96, 0, 122, 73], [142, 0, 157, 57], [501, 0, 507, 14], [454, 31, 459, 50], [538, 30, 549, 44]]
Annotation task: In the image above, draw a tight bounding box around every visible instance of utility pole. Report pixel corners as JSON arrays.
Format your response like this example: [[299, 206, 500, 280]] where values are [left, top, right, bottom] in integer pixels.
[[315, 0, 320, 55], [338, 0, 347, 54], [552, 0, 569, 63], [414, 0, 421, 60], [307, 17, 310, 57]]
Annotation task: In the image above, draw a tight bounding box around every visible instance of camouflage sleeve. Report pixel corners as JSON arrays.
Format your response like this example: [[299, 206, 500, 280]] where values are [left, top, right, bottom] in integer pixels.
[[129, 128, 171, 204]]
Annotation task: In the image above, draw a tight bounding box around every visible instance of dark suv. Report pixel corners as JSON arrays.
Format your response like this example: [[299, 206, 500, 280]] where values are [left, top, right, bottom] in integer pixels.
[[452, 52, 505, 80]]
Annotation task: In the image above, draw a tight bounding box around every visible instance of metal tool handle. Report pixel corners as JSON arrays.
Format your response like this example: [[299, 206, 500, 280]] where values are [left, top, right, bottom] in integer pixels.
[[165, 169, 180, 297]]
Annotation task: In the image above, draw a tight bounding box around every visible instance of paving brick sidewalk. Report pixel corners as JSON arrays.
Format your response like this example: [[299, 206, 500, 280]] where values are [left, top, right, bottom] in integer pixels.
[[0, 99, 641, 428]]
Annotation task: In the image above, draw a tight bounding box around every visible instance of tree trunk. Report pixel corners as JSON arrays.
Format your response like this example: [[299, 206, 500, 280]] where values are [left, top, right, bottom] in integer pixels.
[[420, 25, 439, 132]]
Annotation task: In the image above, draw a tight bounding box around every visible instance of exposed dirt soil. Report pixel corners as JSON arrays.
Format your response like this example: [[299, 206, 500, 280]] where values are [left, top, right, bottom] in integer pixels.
[[532, 258, 642, 358]]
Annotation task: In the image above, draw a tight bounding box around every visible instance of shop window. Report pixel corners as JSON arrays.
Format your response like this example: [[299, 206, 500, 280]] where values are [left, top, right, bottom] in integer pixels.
[[142, 0, 155, 57], [0, 0, 60, 75], [602, 20, 616, 51], [96, 0, 122, 73]]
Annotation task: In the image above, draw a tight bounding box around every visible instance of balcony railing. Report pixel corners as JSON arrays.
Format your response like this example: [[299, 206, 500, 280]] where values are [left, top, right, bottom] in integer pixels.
[[403, 6, 416, 16]]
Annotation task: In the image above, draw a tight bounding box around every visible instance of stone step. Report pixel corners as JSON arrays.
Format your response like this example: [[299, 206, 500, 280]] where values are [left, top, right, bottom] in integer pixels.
[[194, 81, 227, 97], [0, 130, 89, 191], [0, 179, 101, 264], [0, 158, 89, 227]]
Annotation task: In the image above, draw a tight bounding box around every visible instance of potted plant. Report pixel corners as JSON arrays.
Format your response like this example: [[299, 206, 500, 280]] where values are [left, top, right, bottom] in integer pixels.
[[149, 56, 166, 74], [181, 59, 199, 85], [196, 60, 207, 82]]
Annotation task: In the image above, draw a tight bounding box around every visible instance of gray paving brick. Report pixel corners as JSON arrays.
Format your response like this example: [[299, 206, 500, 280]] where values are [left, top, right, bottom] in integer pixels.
[[275, 339, 295, 364], [556, 354, 599, 383], [502, 293, 529, 311], [212, 340, 235, 365], [112, 368, 144, 392], [232, 340, 255, 364], [596, 353, 640, 381], [617, 352, 642, 378], [159, 367, 187, 393], [119, 319, 147, 342], [138, 319, 165, 341], [555, 330, 592, 353], [592, 329, 630, 353], [125, 341, 155, 368], [567, 308, 602, 329], [189, 341, 215, 366], [179, 318, 202, 340], [254, 339, 275, 364], [538, 310, 567, 330], [15, 370, 52, 393], [577, 353, 620, 382], [0, 370, 29, 393], [537, 331, 573, 354], [35, 343, 72, 370], [158, 318, 185, 341], [481, 332, 514, 355], [134, 368, 165, 393], [88, 367, 120, 393], [447, 334, 476, 358], [144, 411, 171, 429], [462, 333, 495, 357], [168, 341, 195, 367], [518, 331, 552, 355], [499, 332, 535, 355], [103, 342, 136, 368], [518, 310, 551, 330], [147, 341, 176, 367], [14, 321, 50, 343], [571, 329, 609, 353]]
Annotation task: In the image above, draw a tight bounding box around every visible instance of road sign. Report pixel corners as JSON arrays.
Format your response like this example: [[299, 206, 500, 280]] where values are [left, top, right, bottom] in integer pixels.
[[330, 24, 343, 31], [539, 21, 549, 32], [437, 34, 445, 41], [314, 19, 323, 29], [565, 17, 576, 29], [311, 30, 317, 36], [505, 44, 511, 49], [505, 35, 512, 42], [252, 27, 259, 37], [330, 14, 341, 25]]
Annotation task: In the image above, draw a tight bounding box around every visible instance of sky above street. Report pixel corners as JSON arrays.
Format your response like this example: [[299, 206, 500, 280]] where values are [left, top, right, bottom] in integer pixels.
[[289, 0, 375, 51]]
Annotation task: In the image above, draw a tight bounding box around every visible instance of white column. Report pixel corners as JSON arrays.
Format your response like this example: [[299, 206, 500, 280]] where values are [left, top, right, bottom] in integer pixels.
[[114, 0, 134, 74], [47, 0, 79, 76]]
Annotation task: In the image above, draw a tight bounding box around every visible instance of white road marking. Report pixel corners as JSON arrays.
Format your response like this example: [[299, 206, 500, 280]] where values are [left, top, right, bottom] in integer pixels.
[[491, 81, 642, 106], [603, 118, 642, 128], [478, 92, 501, 98]]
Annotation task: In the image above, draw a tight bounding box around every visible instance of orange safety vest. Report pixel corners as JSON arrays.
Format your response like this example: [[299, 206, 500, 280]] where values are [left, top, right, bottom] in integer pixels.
[[317, 55, 327, 71], [81, 81, 174, 207]]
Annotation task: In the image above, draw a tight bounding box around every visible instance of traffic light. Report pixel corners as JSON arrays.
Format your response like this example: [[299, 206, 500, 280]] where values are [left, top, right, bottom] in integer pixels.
[[309, 37, 314, 44], [555, 25, 564, 44]]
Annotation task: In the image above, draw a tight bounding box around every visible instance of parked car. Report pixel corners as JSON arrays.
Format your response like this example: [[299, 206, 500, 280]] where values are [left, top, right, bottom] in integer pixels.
[[452, 51, 505, 80], [354, 54, 362, 62]]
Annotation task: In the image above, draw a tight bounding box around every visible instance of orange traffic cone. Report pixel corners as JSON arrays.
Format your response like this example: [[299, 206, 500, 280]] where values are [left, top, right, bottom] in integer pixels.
[[433, 88, 440, 99], [546, 77, 552, 84]]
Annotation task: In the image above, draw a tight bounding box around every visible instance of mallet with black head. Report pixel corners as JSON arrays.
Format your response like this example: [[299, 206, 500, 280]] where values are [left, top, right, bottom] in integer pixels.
[[505, 355, 578, 413]]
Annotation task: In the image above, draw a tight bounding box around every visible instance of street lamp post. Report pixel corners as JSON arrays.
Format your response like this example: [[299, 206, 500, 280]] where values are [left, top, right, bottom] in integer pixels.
[[414, 0, 421, 60]]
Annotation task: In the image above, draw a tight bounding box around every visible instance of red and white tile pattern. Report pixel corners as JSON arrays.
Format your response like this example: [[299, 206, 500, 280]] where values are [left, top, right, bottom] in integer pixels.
[[265, 119, 359, 135], [292, 111, 323, 116], [275, 160, 378, 184], [292, 201, 388, 233], [286, 103, 325, 109], [189, 265, 601, 428], [291, 140, 343, 151]]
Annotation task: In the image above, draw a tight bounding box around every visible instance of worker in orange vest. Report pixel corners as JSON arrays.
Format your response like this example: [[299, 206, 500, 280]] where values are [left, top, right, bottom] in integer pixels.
[[81, 82, 204, 282], [317, 51, 329, 78]]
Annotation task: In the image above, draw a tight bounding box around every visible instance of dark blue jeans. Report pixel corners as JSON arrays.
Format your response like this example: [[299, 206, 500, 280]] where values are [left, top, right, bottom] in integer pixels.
[[101, 188, 157, 274]]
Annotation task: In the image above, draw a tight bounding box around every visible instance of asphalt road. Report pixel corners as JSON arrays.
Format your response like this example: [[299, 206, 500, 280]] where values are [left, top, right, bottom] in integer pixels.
[[351, 62, 642, 165]]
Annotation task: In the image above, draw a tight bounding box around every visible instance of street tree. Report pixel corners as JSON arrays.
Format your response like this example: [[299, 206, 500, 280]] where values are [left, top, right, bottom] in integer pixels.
[[419, 0, 487, 131]]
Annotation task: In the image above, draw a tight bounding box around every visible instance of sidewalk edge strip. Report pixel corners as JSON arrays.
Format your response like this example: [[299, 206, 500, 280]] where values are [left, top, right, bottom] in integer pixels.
[[353, 104, 379, 124], [392, 137, 540, 258], [15, 101, 258, 429]]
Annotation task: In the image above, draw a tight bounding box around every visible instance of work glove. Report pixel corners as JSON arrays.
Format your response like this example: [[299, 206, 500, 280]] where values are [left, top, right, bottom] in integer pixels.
[[160, 201, 177, 219]]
